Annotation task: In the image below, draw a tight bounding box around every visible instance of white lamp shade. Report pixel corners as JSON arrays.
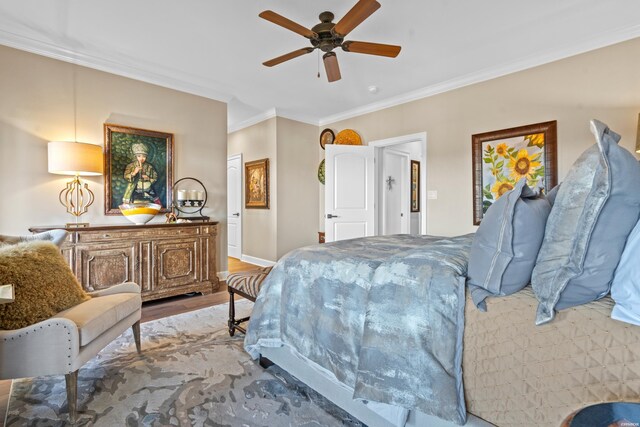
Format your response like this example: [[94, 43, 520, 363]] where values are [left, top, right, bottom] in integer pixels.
[[48, 141, 103, 176]]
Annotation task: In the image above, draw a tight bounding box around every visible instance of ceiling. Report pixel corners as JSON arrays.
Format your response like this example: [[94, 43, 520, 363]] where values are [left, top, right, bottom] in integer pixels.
[[1, 1, 639, 131]]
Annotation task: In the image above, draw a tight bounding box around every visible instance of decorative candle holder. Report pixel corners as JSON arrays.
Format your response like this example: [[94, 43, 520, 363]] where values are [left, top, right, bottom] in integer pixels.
[[172, 177, 208, 220]]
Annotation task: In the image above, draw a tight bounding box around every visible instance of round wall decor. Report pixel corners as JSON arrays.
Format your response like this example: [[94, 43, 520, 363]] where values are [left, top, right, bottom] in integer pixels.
[[317, 159, 325, 185], [320, 128, 335, 150], [335, 129, 362, 145]]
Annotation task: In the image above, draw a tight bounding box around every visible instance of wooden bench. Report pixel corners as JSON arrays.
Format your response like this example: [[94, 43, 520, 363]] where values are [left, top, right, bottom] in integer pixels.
[[226, 266, 272, 336]]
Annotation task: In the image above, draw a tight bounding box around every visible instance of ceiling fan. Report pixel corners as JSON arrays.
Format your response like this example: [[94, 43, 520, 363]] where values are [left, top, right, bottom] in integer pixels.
[[259, 0, 401, 83]]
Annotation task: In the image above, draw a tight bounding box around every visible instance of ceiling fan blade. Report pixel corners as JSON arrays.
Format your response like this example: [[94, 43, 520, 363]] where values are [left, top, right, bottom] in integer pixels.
[[333, 0, 381, 37], [323, 52, 342, 83], [263, 48, 315, 67], [342, 41, 401, 58], [259, 10, 318, 39]]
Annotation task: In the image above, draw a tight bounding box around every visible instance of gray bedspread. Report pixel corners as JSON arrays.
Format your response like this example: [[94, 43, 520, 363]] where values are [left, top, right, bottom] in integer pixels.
[[244, 234, 473, 425]]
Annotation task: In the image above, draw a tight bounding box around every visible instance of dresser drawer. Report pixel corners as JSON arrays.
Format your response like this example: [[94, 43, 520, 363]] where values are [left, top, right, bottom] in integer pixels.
[[76, 226, 201, 243]]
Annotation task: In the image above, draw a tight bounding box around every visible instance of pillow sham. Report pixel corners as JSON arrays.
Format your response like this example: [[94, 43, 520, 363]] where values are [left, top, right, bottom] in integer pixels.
[[545, 183, 561, 206], [467, 178, 551, 311], [610, 219, 640, 325], [0, 240, 90, 330], [532, 119, 640, 325]]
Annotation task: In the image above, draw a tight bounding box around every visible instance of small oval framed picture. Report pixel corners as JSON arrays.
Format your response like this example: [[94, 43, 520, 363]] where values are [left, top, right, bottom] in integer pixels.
[[320, 128, 335, 150]]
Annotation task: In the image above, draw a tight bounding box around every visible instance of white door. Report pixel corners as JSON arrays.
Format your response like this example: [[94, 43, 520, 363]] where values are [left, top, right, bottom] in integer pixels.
[[325, 145, 375, 242], [381, 149, 410, 235], [227, 154, 242, 259]]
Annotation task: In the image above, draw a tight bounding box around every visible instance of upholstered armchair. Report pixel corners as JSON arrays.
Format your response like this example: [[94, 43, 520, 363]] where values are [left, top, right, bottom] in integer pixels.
[[0, 230, 142, 422]]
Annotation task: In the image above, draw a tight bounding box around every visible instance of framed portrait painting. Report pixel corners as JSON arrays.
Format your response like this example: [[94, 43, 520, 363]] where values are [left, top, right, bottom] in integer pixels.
[[245, 158, 270, 209], [104, 124, 174, 215], [472, 120, 557, 225]]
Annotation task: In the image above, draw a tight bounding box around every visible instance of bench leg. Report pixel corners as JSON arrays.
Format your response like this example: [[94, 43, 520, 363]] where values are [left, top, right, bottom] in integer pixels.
[[228, 290, 236, 337], [65, 370, 78, 423]]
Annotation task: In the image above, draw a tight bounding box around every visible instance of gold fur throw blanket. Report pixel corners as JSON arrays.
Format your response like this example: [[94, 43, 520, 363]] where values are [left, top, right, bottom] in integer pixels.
[[0, 241, 90, 330]]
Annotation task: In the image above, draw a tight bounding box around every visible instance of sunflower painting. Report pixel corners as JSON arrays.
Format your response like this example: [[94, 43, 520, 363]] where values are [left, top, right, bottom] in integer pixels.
[[472, 121, 557, 225]]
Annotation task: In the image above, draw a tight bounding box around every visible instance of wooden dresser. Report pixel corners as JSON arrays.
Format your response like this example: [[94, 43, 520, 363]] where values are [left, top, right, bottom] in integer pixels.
[[29, 222, 220, 302]]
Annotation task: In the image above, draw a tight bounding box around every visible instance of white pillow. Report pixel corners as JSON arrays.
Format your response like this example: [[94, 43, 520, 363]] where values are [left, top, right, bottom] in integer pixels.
[[611, 218, 640, 326]]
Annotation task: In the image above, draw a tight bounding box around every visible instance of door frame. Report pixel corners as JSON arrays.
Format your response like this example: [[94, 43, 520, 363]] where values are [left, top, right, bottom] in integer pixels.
[[380, 148, 410, 235], [369, 132, 427, 235], [227, 153, 243, 259]]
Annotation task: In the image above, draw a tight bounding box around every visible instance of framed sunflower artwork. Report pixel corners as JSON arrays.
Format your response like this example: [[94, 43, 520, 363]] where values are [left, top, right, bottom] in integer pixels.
[[472, 121, 557, 225]]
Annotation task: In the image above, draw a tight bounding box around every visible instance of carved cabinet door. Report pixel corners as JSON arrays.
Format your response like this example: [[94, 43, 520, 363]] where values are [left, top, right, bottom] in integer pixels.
[[75, 242, 138, 292], [153, 238, 200, 291]]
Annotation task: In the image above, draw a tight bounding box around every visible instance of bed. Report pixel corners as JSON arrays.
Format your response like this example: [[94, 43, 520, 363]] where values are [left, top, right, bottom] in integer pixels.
[[244, 121, 640, 426], [244, 233, 640, 427]]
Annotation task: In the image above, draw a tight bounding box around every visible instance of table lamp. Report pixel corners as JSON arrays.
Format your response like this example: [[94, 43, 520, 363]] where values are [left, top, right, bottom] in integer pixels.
[[48, 141, 103, 227]]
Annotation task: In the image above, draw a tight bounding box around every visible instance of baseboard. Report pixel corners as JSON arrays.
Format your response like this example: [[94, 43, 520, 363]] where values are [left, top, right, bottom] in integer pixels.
[[217, 271, 229, 281], [241, 254, 276, 268]]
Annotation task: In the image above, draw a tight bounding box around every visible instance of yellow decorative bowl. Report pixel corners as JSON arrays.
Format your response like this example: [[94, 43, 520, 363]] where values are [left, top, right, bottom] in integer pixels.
[[119, 202, 161, 225]]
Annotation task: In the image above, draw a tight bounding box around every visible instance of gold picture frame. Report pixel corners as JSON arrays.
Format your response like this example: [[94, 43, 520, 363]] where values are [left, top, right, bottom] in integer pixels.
[[410, 160, 420, 213], [472, 120, 558, 225], [104, 124, 174, 215], [245, 158, 270, 209]]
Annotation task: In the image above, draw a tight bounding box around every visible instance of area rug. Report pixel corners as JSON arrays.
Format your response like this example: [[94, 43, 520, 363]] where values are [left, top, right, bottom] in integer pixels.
[[5, 300, 364, 426]]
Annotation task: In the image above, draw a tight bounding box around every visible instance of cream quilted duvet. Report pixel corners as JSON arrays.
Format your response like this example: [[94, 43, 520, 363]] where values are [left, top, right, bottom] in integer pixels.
[[463, 287, 640, 426]]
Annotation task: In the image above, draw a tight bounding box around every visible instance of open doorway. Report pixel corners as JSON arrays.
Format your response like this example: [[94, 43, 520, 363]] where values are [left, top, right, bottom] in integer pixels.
[[370, 132, 427, 236]]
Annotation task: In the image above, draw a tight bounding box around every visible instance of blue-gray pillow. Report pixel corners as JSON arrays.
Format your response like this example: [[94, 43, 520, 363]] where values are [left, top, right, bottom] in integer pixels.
[[468, 178, 551, 311], [610, 219, 640, 325], [545, 183, 561, 206], [532, 120, 640, 325]]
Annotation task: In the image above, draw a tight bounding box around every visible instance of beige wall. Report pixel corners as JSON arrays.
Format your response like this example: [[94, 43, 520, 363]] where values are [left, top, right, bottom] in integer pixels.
[[228, 118, 278, 261], [276, 117, 319, 258], [0, 45, 229, 272], [324, 37, 640, 236], [228, 117, 319, 262]]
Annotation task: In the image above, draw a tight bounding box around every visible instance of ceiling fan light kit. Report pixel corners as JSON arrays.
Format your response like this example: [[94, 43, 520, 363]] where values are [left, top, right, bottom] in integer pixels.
[[260, 0, 401, 82]]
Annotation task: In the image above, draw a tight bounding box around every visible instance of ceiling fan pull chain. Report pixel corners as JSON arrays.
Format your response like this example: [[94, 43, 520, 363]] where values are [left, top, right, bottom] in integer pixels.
[[317, 50, 320, 78]]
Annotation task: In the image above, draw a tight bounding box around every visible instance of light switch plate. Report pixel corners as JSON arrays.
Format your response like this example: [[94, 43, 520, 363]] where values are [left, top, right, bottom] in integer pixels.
[[427, 190, 438, 200]]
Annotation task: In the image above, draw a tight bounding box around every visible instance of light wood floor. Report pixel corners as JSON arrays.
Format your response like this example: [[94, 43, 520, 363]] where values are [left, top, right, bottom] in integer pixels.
[[0, 257, 261, 426]]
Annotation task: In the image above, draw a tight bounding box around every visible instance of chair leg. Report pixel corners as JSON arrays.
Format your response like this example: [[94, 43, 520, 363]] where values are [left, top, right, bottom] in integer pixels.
[[132, 321, 141, 354], [228, 290, 236, 337], [65, 370, 78, 423]]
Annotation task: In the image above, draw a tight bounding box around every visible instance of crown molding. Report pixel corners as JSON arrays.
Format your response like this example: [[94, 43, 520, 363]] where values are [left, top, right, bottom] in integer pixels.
[[228, 108, 319, 133], [227, 108, 278, 134], [318, 24, 640, 126], [0, 28, 233, 104]]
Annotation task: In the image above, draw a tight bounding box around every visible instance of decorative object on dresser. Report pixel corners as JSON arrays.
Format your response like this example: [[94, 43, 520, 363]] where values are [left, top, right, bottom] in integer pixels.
[[245, 158, 270, 209], [48, 141, 104, 227], [119, 201, 162, 225], [172, 177, 209, 221], [28, 222, 219, 302], [472, 120, 558, 224], [104, 124, 174, 215], [319, 128, 335, 149], [227, 266, 272, 336]]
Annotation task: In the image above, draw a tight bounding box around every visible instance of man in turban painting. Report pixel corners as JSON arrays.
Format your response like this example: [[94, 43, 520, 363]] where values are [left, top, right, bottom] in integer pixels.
[[123, 142, 161, 205]]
